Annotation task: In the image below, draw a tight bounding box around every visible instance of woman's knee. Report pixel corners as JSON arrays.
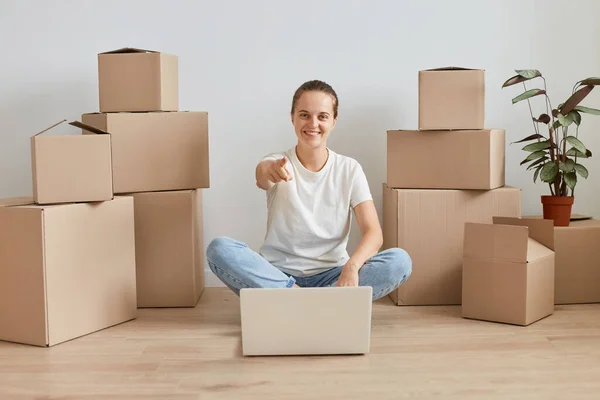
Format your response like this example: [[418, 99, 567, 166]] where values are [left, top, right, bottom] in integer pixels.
[[206, 236, 242, 264], [385, 248, 412, 284]]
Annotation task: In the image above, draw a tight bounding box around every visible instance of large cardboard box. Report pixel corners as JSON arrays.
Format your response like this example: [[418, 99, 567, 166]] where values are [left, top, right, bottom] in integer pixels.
[[131, 189, 205, 308], [81, 111, 209, 194], [419, 67, 485, 130], [31, 120, 113, 205], [526, 216, 600, 304], [98, 47, 178, 112], [387, 129, 505, 190], [0, 196, 137, 347], [462, 217, 555, 326], [382, 185, 521, 305]]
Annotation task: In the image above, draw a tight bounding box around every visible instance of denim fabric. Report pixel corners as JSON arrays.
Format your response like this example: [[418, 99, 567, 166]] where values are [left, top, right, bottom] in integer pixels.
[[206, 237, 412, 301]]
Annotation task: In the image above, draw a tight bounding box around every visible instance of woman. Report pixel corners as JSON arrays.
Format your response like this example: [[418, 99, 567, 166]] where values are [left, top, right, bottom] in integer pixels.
[[207, 80, 412, 300]]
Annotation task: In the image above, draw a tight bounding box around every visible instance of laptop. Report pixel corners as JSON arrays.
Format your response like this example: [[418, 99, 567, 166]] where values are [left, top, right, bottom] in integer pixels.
[[239, 286, 372, 356]]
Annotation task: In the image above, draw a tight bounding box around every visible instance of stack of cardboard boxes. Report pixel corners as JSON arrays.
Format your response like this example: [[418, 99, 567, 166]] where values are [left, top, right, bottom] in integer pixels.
[[382, 67, 556, 326], [0, 48, 209, 347]]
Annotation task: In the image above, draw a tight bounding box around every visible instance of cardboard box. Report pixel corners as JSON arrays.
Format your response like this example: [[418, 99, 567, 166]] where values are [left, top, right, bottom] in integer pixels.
[[419, 67, 485, 130], [382, 185, 521, 305], [98, 47, 178, 112], [131, 189, 204, 307], [0, 196, 137, 347], [387, 129, 505, 190], [526, 216, 600, 304], [462, 217, 555, 326], [31, 120, 113, 205], [81, 111, 209, 194]]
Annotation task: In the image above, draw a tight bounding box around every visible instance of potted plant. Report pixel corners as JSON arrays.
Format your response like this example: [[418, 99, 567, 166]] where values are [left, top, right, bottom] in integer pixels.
[[502, 70, 598, 226]]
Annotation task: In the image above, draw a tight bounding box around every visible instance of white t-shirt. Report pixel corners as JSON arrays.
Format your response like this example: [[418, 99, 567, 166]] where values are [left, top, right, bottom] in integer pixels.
[[258, 147, 373, 277]]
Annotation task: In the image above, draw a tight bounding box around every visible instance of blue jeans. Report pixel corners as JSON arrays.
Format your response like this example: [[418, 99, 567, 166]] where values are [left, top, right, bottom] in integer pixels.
[[206, 237, 412, 301]]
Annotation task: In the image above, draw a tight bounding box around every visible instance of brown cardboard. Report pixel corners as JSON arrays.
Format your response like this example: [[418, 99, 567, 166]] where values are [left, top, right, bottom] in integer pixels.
[[31, 120, 113, 205], [525, 215, 600, 304], [419, 67, 485, 130], [0, 197, 137, 347], [462, 217, 555, 326], [98, 47, 178, 112], [130, 189, 204, 308], [382, 184, 521, 305], [387, 129, 505, 189], [81, 111, 209, 194]]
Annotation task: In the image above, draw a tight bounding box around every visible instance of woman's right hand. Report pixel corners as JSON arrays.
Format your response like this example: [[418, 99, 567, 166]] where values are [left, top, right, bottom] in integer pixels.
[[256, 157, 293, 190], [266, 157, 293, 184]]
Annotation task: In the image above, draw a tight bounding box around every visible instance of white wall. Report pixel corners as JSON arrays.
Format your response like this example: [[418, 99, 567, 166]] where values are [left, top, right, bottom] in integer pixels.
[[1, 0, 599, 286]]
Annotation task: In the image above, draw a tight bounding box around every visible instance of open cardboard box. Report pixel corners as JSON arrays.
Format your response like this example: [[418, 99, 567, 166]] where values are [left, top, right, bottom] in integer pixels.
[[462, 216, 555, 326], [419, 66, 485, 130], [98, 47, 178, 112], [31, 120, 113, 205]]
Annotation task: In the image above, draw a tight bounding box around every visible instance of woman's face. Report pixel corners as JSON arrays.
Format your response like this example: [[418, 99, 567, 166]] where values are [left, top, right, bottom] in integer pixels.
[[291, 91, 337, 151]]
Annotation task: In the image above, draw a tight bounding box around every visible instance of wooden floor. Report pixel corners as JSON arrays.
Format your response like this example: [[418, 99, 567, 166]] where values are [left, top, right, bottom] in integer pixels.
[[1, 288, 600, 399]]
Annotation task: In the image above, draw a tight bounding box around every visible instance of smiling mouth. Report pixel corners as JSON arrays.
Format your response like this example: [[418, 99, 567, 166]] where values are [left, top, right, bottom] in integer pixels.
[[303, 130, 321, 137]]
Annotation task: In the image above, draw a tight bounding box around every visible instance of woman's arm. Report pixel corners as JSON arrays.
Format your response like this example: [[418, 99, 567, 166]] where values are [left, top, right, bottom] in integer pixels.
[[336, 200, 383, 286]]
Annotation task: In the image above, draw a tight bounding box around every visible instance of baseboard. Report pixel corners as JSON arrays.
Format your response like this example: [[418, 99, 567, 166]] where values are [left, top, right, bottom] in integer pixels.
[[204, 269, 226, 287]]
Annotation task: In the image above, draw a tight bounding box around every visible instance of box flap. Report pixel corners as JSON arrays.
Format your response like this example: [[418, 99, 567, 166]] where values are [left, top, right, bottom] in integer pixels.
[[68, 121, 110, 135], [32, 120, 110, 137], [0, 196, 35, 207], [423, 66, 482, 71], [464, 222, 529, 263], [99, 47, 158, 54], [33, 120, 67, 137], [492, 217, 555, 250], [526, 237, 555, 262]]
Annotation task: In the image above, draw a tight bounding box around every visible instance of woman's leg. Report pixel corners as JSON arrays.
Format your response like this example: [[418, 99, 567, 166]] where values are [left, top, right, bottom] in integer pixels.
[[206, 237, 296, 295], [358, 248, 412, 300]]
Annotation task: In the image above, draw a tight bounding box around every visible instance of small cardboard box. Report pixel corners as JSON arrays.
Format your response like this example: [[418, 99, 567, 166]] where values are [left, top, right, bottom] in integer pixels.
[[98, 47, 178, 112], [419, 67, 485, 130], [81, 111, 209, 194], [131, 189, 205, 308], [462, 217, 555, 326], [0, 196, 137, 347], [382, 185, 521, 306], [387, 129, 505, 190], [31, 120, 113, 205]]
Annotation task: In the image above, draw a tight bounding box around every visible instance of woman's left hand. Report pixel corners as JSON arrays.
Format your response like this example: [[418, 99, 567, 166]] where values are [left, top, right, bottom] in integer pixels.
[[336, 265, 360, 287]]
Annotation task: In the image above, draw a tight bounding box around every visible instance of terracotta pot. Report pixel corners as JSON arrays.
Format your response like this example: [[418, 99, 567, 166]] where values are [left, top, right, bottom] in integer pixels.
[[541, 195, 574, 226]]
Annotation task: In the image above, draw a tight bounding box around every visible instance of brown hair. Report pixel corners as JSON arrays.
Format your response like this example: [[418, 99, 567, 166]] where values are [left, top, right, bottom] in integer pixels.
[[291, 80, 339, 119]]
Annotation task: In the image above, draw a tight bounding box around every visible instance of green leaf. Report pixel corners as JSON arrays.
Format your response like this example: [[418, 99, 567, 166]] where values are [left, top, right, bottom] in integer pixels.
[[522, 140, 552, 152], [512, 89, 546, 104], [533, 113, 551, 124], [520, 150, 547, 165], [553, 120, 562, 130], [533, 164, 543, 183], [574, 163, 589, 178], [516, 69, 542, 79], [511, 133, 545, 144], [561, 85, 594, 114], [564, 172, 577, 191], [566, 136, 587, 153], [570, 110, 582, 126], [540, 162, 559, 182], [502, 70, 542, 88], [527, 156, 548, 170], [558, 113, 574, 127], [559, 158, 575, 172], [573, 105, 600, 115], [566, 148, 591, 158]]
